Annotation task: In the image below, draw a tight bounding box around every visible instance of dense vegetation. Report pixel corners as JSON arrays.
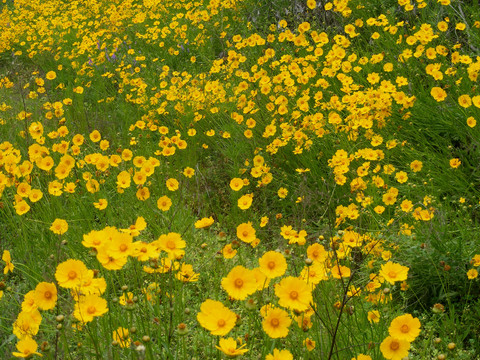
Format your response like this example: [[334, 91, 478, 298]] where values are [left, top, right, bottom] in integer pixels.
[[1, 0, 480, 359]]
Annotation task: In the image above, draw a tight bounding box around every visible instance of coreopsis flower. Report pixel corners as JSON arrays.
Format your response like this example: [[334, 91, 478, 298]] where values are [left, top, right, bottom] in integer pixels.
[[194, 217, 214, 229], [265, 348, 293, 360], [379, 262, 409, 285], [93, 199, 108, 210], [197, 299, 237, 336], [275, 276, 312, 312], [113, 327, 131, 348], [237, 193, 253, 210], [221, 266, 257, 300], [352, 355, 372, 360], [157, 195, 172, 211], [55, 259, 89, 288], [449, 158, 461, 168], [166, 178, 179, 191], [367, 310, 380, 323], [12, 337, 42, 358], [222, 244, 237, 259], [379, 336, 410, 360], [229, 178, 244, 191], [306, 243, 327, 263], [215, 338, 248, 357], [300, 262, 327, 285], [175, 263, 200, 282], [262, 306, 292, 338], [2, 250, 14, 274], [183, 167, 195, 178], [467, 269, 478, 279], [236, 222, 256, 243], [120, 217, 147, 237], [45, 71, 56, 80], [74, 294, 108, 323], [33, 282, 57, 310], [430, 86, 447, 101], [258, 251, 287, 278], [331, 264, 351, 279], [21, 291, 38, 313], [388, 314, 421, 342], [50, 219, 68, 235], [154, 232, 186, 259], [13, 310, 42, 339], [304, 338, 316, 351]]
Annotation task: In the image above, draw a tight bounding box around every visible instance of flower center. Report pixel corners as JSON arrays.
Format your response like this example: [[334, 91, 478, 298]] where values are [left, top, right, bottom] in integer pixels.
[[388, 271, 397, 278], [68, 270, 77, 279], [242, 231, 249, 238], [87, 306, 96, 314], [217, 319, 226, 327], [120, 244, 127, 251], [290, 291, 299, 299], [44, 291, 52, 299], [267, 261, 276, 269], [235, 278, 244, 288], [167, 240, 176, 249], [390, 340, 400, 351], [400, 324, 409, 333], [271, 318, 279, 327]]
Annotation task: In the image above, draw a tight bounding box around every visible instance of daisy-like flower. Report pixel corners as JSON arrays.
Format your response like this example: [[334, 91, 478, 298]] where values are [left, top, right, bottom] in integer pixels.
[[236, 222, 256, 243], [258, 251, 287, 278], [380, 336, 410, 360], [215, 338, 248, 357], [379, 262, 409, 285], [154, 232, 186, 259], [194, 216, 215, 229], [33, 282, 57, 310], [12, 337, 42, 358], [265, 348, 293, 360], [221, 265, 257, 300], [388, 313, 421, 342], [113, 327, 131, 348], [197, 299, 237, 336], [275, 276, 312, 312], [73, 294, 108, 323], [262, 306, 292, 338], [55, 259, 89, 288], [50, 219, 68, 235]]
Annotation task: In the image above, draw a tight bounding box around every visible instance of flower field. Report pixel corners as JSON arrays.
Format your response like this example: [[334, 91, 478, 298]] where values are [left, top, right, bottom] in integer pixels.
[[1, 0, 480, 358]]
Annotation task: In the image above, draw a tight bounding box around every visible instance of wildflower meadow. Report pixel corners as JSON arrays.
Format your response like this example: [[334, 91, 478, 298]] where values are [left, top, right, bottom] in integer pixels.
[[1, 0, 480, 359]]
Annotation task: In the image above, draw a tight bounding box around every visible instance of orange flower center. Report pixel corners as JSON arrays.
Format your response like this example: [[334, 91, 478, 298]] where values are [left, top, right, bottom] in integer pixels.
[[388, 271, 397, 278], [120, 244, 127, 251], [217, 319, 226, 327], [68, 270, 77, 279], [167, 240, 176, 249], [267, 261, 276, 269], [87, 306, 97, 314], [390, 340, 400, 351], [235, 278, 244, 288], [242, 231, 249, 238], [290, 291, 299, 299], [44, 291, 52, 299], [400, 324, 409, 333], [270, 318, 280, 327]]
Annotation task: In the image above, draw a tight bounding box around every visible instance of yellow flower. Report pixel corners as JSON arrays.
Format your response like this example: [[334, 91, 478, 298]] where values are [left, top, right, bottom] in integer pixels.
[[197, 299, 237, 336], [275, 276, 312, 312], [262, 306, 292, 338], [55, 259, 89, 288], [157, 195, 172, 211], [379, 262, 409, 285], [467, 117, 477, 128], [12, 337, 42, 358], [265, 348, 293, 360], [380, 336, 410, 360], [304, 338, 316, 351], [166, 178, 179, 191], [367, 310, 380, 323], [258, 251, 287, 278], [215, 338, 248, 357], [388, 314, 421, 342], [154, 232, 185, 259], [229, 178, 244, 191], [277, 187, 288, 199], [2, 250, 14, 274], [467, 268, 478, 279], [194, 217, 215, 229], [449, 158, 461, 168], [94, 199, 108, 210], [221, 265, 257, 300], [50, 219, 68, 235], [45, 71, 56, 80], [34, 282, 57, 310], [113, 327, 131, 348], [237, 193, 253, 210], [430, 86, 447, 102], [74, 294, 108, 323], [236, 222, 256, 243]]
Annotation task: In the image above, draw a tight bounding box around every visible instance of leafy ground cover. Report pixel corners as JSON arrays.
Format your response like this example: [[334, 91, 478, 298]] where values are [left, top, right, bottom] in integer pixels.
[[1, 0, 480, 359]]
